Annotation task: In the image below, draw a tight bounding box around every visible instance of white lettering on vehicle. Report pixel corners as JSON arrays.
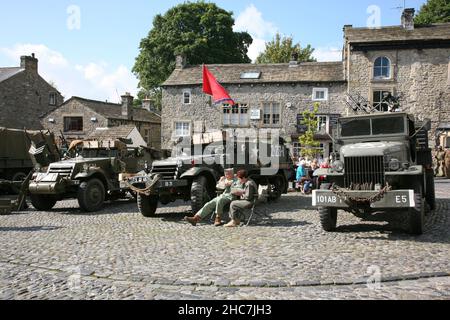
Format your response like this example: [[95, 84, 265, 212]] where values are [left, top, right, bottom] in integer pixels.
[[395, 195, 408, 204]]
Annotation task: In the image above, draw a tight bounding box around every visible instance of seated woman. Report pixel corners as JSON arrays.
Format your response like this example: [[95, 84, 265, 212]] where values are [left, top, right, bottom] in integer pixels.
[[184, 169, 242, 227]]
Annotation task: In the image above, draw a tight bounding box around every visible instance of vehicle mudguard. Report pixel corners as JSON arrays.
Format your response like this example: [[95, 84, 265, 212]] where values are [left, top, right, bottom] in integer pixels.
[[180, 167, 220, 181]]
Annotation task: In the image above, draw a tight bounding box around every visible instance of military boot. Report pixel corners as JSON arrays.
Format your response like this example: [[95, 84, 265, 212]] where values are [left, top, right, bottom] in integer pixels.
[[214, 216, 223, 227], [184, 215, 201, 226]]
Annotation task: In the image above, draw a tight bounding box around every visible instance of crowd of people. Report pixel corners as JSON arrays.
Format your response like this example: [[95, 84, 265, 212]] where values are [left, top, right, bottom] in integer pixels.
[[294, 156, 329, 194]]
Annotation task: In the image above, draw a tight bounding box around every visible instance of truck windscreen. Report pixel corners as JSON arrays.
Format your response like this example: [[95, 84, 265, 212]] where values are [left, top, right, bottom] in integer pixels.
[[340, 119, 371, 137], [372, 116, 405, 135]]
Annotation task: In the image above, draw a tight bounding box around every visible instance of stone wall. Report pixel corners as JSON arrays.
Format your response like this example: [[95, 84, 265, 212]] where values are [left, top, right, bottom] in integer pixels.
[[162, 82, 347, 150], [41, 99, 108, 144], [348, 48, 450, 145], [108, 118, 161, 150], [0, 71, 63, 130]]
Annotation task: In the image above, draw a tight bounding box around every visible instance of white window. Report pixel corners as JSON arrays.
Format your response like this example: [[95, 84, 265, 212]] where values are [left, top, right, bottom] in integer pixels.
[[312, 88, 328, 101], [175, 122, 190, 137], [373, 90, 392, 112], [292, 142, 301, 157], [263, 102, 281, 125], [374, 57, 391, 79], [317, 115, 328, 132], [49, 92, 57, 106], [223, 104, 249, 126], [183, 90, 191, 105]]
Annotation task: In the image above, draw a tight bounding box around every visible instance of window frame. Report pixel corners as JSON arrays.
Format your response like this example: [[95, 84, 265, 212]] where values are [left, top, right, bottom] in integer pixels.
[[222, 103, 250, 127], [312, 88, 329, 102], [63, 116, 83, 133], [372, 89, 394, 112], [49, 92, 57, 106], [262, 102, 282, 127], [182, 89, 192, 105], [316, 115, 329, 133], [174, 121, 191, 137], [373, 56, 392, 80]]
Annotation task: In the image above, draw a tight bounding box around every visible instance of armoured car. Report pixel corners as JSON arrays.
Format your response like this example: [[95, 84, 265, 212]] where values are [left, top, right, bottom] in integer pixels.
[[125, 130, 294, 217], [312, 112, 435, 235], [28, 139, 156, 212]]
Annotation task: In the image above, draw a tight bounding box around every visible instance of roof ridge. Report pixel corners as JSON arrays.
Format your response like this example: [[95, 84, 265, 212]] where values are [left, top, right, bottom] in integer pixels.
[[71, 96, 121, 106]]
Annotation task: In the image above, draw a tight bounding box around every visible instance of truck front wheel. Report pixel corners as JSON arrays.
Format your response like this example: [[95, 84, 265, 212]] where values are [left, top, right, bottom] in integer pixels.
[[30, 195, 57, 211], [137, 194, 158, 217], [319, 207, 338, 232], [191, 176, 210, 214], [78, 178, 106, 212]]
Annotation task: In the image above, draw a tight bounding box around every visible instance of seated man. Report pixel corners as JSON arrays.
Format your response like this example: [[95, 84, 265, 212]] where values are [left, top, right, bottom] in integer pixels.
[[225, 170, 258, 228], [184, 169, 242, 227]]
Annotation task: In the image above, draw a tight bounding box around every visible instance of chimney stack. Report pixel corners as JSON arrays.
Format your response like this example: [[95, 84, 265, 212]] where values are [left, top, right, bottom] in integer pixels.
[[142, 97, 154, 112], [20, 54, 38, 74], [121, 92, 134, 120], [401, 8, 415, 30], [175, 54, 187, 70], [289, 52, 299, 67]]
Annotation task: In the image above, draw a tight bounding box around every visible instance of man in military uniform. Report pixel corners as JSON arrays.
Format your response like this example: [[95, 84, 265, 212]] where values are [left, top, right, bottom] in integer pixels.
[[435, 146, 446, 177], [445, 148, 450, 179]]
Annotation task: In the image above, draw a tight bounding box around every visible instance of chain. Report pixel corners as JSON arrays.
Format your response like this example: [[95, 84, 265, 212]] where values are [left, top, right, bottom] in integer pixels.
[[123, 174, 161, 197], [331, 183, 392, 204]]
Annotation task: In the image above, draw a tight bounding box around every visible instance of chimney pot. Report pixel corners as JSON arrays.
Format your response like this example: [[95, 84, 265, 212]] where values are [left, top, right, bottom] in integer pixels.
[[175, 54, 187, 69], [402, 8, 415, 30]]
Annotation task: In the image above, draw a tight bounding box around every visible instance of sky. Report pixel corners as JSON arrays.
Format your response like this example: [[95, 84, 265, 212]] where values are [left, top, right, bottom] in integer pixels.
[[0, 0, 427, 103]]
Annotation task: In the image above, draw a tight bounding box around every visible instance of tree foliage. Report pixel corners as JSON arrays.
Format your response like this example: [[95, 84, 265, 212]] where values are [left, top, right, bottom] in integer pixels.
[[415, 0, 450, 25], [133, 1, 253, 92], [299, 103, 321, 159], [256, 33, 316, 64]]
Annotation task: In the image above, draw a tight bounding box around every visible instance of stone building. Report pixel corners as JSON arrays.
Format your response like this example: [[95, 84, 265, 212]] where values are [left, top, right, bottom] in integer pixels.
[[0, 54, 63, 129], [343, 8, 450, 145], [41, 93, 161, 150], [161, 9, 450, 156], [162, 61, 346, 157]]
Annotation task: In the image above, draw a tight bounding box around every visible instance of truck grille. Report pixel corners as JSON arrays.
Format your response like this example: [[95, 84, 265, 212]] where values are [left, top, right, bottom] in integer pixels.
[[48, 166, 73, 178], [151, 165, 177, 180], [344, 156, 385, 189]]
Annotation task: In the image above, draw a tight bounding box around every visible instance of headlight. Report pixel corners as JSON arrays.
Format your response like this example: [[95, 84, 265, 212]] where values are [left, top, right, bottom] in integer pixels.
[[389, 158, 401, 171], [83, 164, 89, 172], [332, 160, 344, 172]]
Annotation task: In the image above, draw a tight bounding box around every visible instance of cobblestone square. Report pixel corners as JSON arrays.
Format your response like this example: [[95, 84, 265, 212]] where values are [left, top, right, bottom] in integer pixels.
[[0, 179, 449, 300]]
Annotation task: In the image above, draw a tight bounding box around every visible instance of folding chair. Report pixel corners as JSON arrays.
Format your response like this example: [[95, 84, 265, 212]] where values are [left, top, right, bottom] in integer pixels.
[[244, 188, 273, 226]]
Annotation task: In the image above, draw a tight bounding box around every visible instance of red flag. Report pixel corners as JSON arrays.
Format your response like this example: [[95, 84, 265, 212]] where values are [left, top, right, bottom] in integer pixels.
[[203, 65, 235, 105]]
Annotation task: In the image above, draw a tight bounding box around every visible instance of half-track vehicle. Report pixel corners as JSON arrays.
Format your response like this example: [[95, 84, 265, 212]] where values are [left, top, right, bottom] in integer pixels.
[[125, 130, 294, 217], [312, 112, 435, 235], [28, 139, 158, 212]]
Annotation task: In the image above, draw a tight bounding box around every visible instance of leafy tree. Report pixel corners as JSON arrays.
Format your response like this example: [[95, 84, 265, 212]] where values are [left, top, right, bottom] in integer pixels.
[[415, 0, 450, 25], [256, 33, 316, 64], [299, 103, 321, 159], [133, 1, 253, 93]]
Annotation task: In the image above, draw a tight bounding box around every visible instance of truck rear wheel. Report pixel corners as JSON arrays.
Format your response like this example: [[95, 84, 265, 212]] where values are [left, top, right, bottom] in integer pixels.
[[137, 194, 158, 217], [78, 178, 106, 212], [409, 187, 425, 235], [30, 195, 57, 211], [191, 176, 210, 214], [319, 207, 338, 232]]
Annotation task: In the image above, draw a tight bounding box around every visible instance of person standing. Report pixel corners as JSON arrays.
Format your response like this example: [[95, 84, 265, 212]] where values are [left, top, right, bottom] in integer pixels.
[[225, 170, 258, 228], [436, 147, 445, 177], [445, 148, 450, 179]]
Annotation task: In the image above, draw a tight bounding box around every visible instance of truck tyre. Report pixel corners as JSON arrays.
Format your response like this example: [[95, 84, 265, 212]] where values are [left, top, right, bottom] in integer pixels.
[[30, 195, 57, 211], [191, 176, 210, 214], [425, 169, 436, 211], [78, 178, 106, 212], [319, 207, 338, 232], [10, 171, 28, 194], [409, 187, 425, 235], [137, 194, 158, 217]]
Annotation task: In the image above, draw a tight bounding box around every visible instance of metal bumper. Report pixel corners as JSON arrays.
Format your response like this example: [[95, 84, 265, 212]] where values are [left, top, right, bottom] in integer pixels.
[[125, 176, 188, 190], [312, 189, 416, 209], [28, 181, 71, 194]]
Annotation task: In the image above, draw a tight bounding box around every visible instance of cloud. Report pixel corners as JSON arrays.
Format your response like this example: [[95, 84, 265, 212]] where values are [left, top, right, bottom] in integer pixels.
[[234, 4, 278, 62], [313, 46, 342, 62], [0, 44, 138, 103]]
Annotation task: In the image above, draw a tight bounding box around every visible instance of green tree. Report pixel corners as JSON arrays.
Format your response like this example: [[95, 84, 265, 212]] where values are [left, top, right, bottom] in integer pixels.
[[415, 0, 450, 25], [256, 33, 316, 64], [299, 103, 321, 159], [133, 1, 253, 92]]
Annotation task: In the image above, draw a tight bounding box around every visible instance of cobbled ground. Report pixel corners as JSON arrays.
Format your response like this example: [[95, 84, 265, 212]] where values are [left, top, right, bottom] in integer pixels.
[[0, 179, 449, 300]]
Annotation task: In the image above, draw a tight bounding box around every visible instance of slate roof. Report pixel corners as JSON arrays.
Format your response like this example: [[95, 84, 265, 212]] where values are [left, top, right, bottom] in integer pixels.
[[0, 67, 24, 83], [163, 62, 345, 86], [46, 97, 161, 123], [345, 23, 450, 44], [88, 125, 136, 140]]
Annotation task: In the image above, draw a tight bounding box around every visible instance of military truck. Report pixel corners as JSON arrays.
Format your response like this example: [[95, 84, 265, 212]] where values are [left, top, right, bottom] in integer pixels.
[[0, 128, 59, 194], [125, 130, 294, 217], [28, 139, 158, 212], [312, 112, 435, 235]]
